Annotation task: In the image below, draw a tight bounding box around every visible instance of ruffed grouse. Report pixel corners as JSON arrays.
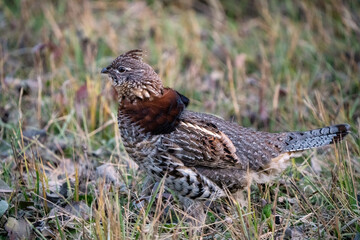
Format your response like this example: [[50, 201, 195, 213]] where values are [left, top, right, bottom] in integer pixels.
[[101, 49, 350, 202]]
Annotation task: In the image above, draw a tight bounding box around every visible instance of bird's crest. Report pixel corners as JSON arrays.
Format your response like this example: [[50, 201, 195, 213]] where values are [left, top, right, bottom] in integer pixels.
[[115, 49, 143, 63]]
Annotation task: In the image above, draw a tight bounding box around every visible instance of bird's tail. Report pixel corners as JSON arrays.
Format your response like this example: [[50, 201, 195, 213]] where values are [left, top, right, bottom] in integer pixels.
[[282, 124, 350, 152]]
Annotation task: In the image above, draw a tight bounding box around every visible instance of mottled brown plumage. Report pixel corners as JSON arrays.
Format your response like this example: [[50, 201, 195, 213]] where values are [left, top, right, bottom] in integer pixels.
[[101, 49, 350, 202]]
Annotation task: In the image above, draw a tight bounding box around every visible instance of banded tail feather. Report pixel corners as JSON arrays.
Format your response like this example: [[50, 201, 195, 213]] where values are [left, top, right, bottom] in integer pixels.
[[283, 124, 350, 152]]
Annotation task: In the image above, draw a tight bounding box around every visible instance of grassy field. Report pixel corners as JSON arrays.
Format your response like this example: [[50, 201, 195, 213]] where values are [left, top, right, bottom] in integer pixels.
[[0, 0, 359, 239]]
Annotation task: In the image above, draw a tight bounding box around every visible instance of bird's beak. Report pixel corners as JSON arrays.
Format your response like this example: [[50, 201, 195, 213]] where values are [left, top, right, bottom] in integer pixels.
[[101, 67, 109, 74]]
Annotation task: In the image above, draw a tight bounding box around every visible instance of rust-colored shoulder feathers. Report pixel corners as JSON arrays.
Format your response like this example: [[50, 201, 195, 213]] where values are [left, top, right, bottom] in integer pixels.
[[119, 88, 189, 134]]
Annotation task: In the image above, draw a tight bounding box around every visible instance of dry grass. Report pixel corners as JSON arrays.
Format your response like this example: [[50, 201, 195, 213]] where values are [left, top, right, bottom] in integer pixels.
[[0, 0, 359, 239]]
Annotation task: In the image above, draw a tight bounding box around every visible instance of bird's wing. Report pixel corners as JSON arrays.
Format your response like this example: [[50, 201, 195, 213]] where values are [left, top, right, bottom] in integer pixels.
[[162, 110, 285, 171], [162, 119, 242, 169]]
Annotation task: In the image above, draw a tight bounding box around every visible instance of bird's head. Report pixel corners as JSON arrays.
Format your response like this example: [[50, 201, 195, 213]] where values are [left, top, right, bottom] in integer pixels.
[[101, 49, 164, 102]]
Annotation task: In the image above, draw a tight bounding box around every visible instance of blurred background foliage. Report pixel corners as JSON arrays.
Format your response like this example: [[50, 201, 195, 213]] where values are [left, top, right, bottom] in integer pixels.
[[1, 0, 359, 133]]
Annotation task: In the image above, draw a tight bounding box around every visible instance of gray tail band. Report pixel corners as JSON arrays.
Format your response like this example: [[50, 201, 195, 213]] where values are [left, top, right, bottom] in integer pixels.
[[283, 124, 350, 152]]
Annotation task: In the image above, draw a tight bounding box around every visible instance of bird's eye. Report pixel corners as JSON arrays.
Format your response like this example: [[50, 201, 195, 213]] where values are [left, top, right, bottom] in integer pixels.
[[118, 67, 126, 73]]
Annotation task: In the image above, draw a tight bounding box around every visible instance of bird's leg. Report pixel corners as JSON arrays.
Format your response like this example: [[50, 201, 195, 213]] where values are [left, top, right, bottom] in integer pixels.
[[132, 176, 157, 210], [178, 196, 207, 237], [229, 170, 252, 208]]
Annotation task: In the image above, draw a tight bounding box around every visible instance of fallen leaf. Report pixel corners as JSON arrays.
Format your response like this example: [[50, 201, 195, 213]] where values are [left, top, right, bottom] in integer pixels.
[[0, 179, 12, 192], [0, 200, 9, 217], [96, 163, 122, 187], [5, 217, 32, 240], [22, 128, 47, 144], [64, 201, 91, 221]]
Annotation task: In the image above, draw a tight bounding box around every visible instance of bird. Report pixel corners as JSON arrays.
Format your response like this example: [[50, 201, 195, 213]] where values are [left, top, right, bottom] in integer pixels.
[[101, 49, 350, 204]]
